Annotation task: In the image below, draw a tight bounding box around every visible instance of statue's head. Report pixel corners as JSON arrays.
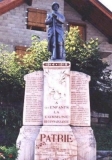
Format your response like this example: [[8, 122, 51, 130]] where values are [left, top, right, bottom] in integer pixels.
[[52, 2, 59, 11]]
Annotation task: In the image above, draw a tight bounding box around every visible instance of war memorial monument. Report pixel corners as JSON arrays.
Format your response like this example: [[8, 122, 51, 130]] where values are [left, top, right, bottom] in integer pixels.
[[16, 2, 96, 160]]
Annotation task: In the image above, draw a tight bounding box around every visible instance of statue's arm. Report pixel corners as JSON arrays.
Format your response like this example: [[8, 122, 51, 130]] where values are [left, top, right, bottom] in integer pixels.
[[56, 14, 65, 24], [45, 14, 52, 25]]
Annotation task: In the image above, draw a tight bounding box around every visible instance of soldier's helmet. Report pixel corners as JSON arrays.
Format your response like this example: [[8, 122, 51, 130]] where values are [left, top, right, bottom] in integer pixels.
[[52, 2, 59, 9]]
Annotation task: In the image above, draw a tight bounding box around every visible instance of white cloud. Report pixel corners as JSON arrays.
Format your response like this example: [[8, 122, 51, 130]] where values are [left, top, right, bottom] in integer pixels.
[[98, 0, 112, 12]]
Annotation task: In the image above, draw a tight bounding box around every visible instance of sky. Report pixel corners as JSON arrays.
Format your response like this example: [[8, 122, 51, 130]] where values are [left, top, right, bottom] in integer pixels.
[[98, 0, 112, 12]]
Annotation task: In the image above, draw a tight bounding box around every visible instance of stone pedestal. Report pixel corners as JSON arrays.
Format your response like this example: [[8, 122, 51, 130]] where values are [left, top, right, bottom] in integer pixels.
[[43, 61, 71, 125], [16, 61, 96, 160]]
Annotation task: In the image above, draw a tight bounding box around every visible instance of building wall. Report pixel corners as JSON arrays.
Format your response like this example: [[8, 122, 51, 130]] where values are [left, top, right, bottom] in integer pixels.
[[0, 0, 111, 70], [64, 2, 112, 70], [0, 0, 64, 51], [64, 2, 112, 52]]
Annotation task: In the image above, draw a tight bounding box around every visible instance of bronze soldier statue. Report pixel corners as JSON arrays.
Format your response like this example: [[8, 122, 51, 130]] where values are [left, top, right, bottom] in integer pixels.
[[45, 2, 65, 60]]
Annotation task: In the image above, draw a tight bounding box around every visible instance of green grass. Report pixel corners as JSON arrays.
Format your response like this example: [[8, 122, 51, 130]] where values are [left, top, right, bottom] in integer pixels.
[[92, 125, 112, 150]]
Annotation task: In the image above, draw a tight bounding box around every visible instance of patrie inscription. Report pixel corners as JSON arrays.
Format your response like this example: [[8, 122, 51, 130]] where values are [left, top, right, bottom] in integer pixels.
[[35, 126, 77, 160]]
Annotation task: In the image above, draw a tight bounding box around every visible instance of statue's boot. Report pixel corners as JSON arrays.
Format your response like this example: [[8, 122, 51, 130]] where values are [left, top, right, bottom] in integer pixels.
[[51, 47, 56, 60]]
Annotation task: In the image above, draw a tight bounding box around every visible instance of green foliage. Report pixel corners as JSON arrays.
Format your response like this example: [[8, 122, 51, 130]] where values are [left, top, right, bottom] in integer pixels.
[[0, 107, 22, 129], [22, 35, 50, 71], [0, 46, 25, 103], [92, 125, 112, 150], [65, 27, 107, 75], [0, 145, 18, 160], [0, 106, 22, 146]]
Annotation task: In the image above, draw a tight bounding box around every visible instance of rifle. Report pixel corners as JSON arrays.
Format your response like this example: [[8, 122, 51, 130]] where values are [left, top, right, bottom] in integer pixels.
[[52, 14, 56, 59]]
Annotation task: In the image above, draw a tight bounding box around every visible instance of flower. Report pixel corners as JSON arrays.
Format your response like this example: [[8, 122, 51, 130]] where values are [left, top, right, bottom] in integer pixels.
[[8, 154, 13, 158]]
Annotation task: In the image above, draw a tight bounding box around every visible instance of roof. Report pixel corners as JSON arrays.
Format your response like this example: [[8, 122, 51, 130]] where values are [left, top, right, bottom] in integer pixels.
[[65, 0, 112, 44], [0, 0, 32, 16]]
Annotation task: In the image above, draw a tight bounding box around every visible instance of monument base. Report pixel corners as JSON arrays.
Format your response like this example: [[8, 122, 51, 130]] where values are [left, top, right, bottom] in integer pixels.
[[16, 126, 96, 160], [16, 61, 96, 160]]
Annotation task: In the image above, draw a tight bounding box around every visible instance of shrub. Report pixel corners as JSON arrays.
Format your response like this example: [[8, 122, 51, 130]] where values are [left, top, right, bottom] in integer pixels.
[[0, 145, 18, 160], [92, 126, 112, 150], [0, 106, 22, 146], [21, 35, 50, 71], [0, 47, 24, 104]]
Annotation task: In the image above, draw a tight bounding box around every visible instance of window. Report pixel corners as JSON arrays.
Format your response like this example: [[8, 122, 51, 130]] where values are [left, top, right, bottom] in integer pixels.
[[25, 0, 32, 6], [68, 23, 86, 41], [27, 8, 47, 32]]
